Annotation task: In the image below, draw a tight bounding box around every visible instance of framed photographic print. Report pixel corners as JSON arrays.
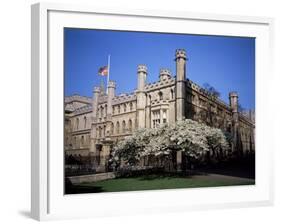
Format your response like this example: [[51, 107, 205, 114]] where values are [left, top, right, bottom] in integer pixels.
[[31, 2, 274, 221]]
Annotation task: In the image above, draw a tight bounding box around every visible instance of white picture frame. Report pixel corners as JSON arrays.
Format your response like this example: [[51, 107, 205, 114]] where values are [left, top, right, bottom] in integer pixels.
[[31, 2, 274, 221]]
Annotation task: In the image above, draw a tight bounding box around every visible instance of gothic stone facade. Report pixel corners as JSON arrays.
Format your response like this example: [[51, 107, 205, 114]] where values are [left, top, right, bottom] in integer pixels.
[[65, 49, 255, 171]]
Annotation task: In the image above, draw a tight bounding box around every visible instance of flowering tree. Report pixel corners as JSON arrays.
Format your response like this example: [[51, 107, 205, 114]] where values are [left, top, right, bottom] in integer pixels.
[[111, 119, 231, 167]]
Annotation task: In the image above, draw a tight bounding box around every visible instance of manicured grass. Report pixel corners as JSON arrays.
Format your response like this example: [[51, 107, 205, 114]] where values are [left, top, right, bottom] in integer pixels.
[[66, 174, 255, 194]]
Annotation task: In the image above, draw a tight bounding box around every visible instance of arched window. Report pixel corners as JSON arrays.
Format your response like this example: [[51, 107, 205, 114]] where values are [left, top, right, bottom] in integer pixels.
[[103, 125, 106, 136], [81, 135, 84, 146], [116, 121, 120, 134], [73, 136, 76, 148], [170, 89, 174, 99], [111, 122, 114, 135], [99, 127, 102, 137], [96, 128, 99, 138], [84, 116, 87, 129], [122, 120, 126, 133], [117, 105, 120, 114], [129, 102, 133, 111], [124, 104, 127, 113], [105, 105, 107, 115], [128, 119, 132, 132], [76, 118, 79, 130], [159, 91, 163, 101], [101, 106, 104, 118]]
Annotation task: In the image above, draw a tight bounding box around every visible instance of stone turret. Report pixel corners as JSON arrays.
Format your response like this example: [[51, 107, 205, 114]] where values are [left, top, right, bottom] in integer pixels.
[[159, 68, 172, 81], [106, 80, 116, 117], [92, 86, 101, 122], [105, 81, 116, 137], [229, 91, 240, 152], [136, 65, 147, 129], [175, 49, 187, 121], [137, 64, 147, 91], [229, 91, 238, 113], [175, 49, 187, 171], [90, 86, 100, 153]]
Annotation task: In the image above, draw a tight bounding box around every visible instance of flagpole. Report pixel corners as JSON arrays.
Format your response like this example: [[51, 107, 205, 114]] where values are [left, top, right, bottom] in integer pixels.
[[106, 54, 110, 94]]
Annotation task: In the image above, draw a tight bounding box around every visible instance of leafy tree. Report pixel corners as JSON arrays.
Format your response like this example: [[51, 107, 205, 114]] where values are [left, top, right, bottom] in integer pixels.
[[203, 83, 221, 98]]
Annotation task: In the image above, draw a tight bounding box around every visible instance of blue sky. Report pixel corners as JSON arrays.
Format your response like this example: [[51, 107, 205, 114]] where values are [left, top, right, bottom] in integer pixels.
[[64, 28, 255, 110]]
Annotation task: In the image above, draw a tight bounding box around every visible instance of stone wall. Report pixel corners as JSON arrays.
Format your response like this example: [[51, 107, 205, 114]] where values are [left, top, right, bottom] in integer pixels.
[[67, 172, 117, 184]]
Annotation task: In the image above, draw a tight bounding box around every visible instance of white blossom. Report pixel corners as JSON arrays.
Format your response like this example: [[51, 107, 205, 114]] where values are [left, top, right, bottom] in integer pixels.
[[112, 119, 231, 165]]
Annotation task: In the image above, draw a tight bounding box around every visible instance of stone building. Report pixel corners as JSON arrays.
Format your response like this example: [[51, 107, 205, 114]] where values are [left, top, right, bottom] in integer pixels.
[[65, 49, 255, 172]]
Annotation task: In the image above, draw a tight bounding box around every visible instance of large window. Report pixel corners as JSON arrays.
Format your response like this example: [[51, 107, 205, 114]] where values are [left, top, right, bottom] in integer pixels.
[[152, 110, 161, 128], [163, 109, 167, 123], [99, 126, 102, 137], [76, 118, 79, 130], [170, 89, 174, 100], [124, 104, 127, 113], [158, 91, 163, 101], [73, 136, 77, 148], [122, 120, 126, 133], [100, 106, 104, 118], [116, 121, 120, 134], [111, 123, 114, 135], [84, 116, 87, 128], [128, 119, 132, 132]]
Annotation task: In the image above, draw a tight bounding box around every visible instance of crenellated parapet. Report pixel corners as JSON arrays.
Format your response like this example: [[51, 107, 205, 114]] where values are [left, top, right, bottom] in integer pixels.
[[175, 49, 187, 60], [65, 95, 92, 104], [93, 86, 101, 93], [144, 78, 175, 91], [98, 95, 108, 104], [186, 79, 231, 110], [73, 104, 93, 115], [112, 93, 136, 105], [159, 68, 172, 77], [137, 64, 148, 73], [159, 68, 172, 81], [229, 91, 238, 99], [107, 80, 116, 88]]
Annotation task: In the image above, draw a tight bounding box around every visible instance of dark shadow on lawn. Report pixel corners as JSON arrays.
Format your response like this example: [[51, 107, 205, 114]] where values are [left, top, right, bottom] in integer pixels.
[[196, 158, 255, 179], [65, 185, 103, 194], [65, 177, 103, 194], [131, 172, 202, 181]]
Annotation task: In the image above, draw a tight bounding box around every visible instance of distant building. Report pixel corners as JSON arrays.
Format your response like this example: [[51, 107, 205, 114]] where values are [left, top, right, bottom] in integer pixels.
[[64, 49, 255, 172]]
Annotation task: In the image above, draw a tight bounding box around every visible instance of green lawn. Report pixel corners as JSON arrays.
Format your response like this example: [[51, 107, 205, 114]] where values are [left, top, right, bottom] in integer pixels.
[[66, 174, 255, 194]]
